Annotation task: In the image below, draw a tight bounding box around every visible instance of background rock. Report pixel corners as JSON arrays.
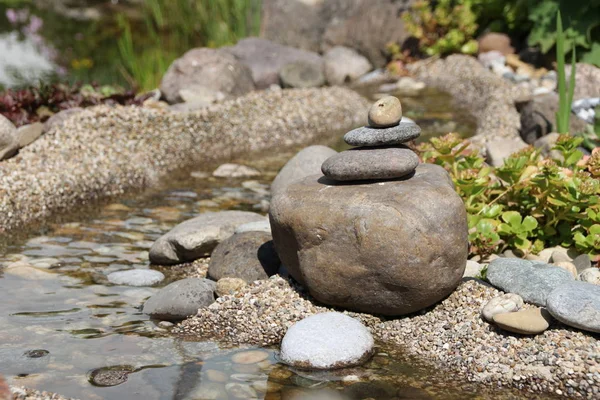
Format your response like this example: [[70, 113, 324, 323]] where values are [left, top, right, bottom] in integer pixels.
[[270, 163, 468, 315], [519, 93, 589, 144], [16, 122, 44, 148], [324, 46, 372, 85], [143, 278, 216, 321], [279, 61, 325, 88], [208, 231, 281, 283], [0, 114, 18, 161], [270, 145, 338, 195], [149, 211, 264, 265], [478, 33, 514, 55], [160, 48, 255, 104], [565, 63, 600, 100], [226, 38, 323, 89]]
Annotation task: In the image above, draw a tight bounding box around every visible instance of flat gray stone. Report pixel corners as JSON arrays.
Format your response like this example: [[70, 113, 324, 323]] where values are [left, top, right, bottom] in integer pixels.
[[280, 312, 374, 369], [321, 146, 419, 181], [547, 281, 600, 333], [149, 211, 265, 265], [107, 269, 165, 286], [234, 219, 271, 234], [143, 278, 216, 321], [486, 258, 574, 306], [271, 145, 337, 195], [343, 123, 421, 147]]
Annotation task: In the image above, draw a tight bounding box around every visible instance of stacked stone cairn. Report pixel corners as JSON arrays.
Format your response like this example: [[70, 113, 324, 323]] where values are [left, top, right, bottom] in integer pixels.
[[321, 96, 421, 182], [270, 95, 469, 317]]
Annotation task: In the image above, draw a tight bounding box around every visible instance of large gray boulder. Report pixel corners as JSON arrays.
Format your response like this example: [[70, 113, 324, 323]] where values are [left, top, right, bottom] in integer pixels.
[[0, 114, 18, 161], [149, 211, 265, 265], [160, 48, 255, 104], [270, 145, 337, 196], [143, 278, 216, 321], [225, 38, 323, 89], [269, 163, 468, 315], [547, 281, 600, 333], [207, 231, 281, 283], [486, 258, 574, 306]]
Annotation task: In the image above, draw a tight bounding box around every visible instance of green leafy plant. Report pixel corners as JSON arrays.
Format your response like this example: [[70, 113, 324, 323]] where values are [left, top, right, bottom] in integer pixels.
[[418, 133, 600, 261], [555, 10, 577, 134], [402, 0, 479, 56], [117, 0, 262, 91], [527, 0, 600, 67]]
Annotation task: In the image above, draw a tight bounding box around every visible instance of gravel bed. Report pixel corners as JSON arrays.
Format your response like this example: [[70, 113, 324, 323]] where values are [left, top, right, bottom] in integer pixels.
[[0, 87, 369, 235], [10, 386, 76, 400], [409, 55, 522, 147], [176, 275, 600, 399]]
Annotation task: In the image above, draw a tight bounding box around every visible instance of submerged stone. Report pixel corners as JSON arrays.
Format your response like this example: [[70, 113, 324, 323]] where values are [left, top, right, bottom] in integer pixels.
[[143, 278, 216, 321], [107, 269, 165, 286]]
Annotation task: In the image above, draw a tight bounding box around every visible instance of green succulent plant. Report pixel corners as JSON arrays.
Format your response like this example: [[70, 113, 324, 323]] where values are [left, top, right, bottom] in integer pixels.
[[417, 133, 600, 261]]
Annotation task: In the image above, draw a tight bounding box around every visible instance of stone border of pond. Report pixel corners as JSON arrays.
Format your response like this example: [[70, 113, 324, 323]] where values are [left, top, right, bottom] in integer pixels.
[[0, 87, 368, 236], [408, 54, 523, 149], [177, 275, 599, 399]]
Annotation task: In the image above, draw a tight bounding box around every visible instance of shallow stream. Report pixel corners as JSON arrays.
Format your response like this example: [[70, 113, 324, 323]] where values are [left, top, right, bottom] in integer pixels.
[[0, 92, 547, 399]]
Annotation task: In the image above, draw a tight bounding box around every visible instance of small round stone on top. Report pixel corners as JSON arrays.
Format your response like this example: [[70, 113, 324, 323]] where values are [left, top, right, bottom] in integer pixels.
[[368, 96, 402, 128]]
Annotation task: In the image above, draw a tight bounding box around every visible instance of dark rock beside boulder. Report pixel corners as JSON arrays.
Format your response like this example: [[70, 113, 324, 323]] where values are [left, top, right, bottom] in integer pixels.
[[271, 145, 338, 196], [519, 93, 589, 144], [142, 278, 216, 321], [207, 231, 281, 283], [160, 48, 255, 104], [269, 163, 468, 316], [225, 38, 323, 89], [149, 211, 265, 265]]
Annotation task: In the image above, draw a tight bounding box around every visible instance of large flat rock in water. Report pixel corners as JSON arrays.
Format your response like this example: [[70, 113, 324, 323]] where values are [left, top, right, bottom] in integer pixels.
[[269, 163, 468, 316], [149, 211, 264, 265]]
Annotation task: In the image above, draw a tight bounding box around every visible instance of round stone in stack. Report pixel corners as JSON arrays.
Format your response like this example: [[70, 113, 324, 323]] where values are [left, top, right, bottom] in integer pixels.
[[321, 95, 421, 182], [321, 146, 419, 181], [344, 122, 421, 147]]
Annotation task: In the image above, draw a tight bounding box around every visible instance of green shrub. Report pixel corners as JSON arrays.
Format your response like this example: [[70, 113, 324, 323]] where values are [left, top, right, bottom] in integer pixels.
[[117, 0, 261, 91], [402, 0, 479, 56], [527, 0, 600, 66], [417, 133, 600, 261]]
